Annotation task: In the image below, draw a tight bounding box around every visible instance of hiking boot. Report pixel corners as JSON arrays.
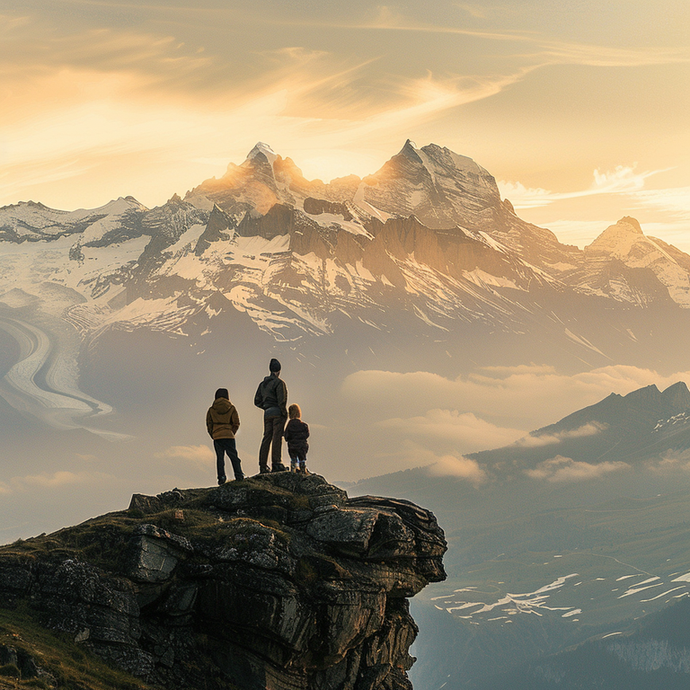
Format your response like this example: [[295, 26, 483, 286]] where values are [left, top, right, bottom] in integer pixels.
[[217, 477, 227, 486], [271, 463, 288, 473], [259, 466, 271, 474]]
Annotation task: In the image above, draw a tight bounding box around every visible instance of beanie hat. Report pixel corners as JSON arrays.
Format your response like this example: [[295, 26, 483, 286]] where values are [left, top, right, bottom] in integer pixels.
[[215, 388, 229, 400], [269, 358, 281, 373]]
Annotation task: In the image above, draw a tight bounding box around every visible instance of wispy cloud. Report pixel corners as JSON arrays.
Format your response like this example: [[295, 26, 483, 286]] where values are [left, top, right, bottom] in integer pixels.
[[47, 0, 690, 80], [499, 165, 667, 209], [633, 187, 690, 220], [156, 444, 214, 468], [380, 440, 489, 482], [331, 7, 690, 71], [648, 450, 690, 474], [454, 3, 488, 20], [3, 470, 115, 493], [343, 364, 690, 430], [535, 39, 690, 68], [426, 454, 488, 483], [526, 455, 629, 482], [515, 422, 608, 448]]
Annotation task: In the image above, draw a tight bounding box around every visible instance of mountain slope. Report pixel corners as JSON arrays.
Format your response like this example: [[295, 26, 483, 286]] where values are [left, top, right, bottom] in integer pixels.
[[472, 380, 690, 471], [474, 597, 690, 689], [350, 383, 690, 689], [5, 142, 690, 441]]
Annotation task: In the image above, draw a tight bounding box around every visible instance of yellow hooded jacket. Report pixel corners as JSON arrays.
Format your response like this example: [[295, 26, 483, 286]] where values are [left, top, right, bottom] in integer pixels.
[[206, 398, 240, 439]]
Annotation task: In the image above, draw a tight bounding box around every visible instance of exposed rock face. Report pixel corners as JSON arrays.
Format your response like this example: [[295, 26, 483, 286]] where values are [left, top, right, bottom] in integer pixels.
[[0, 473, 447, 690], [360, 140, 502, 231], [573, 216, 690, 306]]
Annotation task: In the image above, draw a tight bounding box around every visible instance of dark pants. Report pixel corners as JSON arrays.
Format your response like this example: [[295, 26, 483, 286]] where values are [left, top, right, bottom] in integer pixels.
[[289, 447, 308, 471], [259, 415, 285, 470], [288, 442, 308, 470], [214, 438, 244, 482]]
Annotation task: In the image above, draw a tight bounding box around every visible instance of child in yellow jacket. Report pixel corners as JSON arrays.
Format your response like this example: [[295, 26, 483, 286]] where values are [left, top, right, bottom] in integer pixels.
[[206, 388, 244, 484]]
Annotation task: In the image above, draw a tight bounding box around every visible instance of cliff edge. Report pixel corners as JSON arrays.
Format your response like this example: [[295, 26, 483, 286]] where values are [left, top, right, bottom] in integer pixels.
[[0, 473, 447, 690]]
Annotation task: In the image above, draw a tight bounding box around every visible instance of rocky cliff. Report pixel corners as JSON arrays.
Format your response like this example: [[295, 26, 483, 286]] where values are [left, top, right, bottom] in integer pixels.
[[0, 473, 447, 690]]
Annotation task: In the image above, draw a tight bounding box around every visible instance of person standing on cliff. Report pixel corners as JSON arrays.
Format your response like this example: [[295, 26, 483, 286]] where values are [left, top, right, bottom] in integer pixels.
[[285, 403, 310, 473], [206, 388, 244, 485], [254, 358, 289, 473]]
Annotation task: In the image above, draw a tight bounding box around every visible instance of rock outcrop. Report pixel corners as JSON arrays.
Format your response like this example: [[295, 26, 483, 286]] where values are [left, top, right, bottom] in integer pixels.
[[0, 473, 447, 690]]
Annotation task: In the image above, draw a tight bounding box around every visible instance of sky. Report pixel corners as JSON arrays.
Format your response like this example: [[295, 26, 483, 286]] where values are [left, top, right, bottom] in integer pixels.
[[1, 0, 689, 249]]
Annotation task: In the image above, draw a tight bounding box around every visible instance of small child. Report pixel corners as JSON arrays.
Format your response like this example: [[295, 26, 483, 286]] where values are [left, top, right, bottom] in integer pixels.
[[284, 404, 310, 473]]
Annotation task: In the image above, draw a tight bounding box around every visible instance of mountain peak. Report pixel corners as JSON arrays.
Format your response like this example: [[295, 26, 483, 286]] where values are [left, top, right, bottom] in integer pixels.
[[623, 383, 661, 403], [396, 139, 423, 164], [660, 381, 690, 409], [618, 216, 643, 234], [586, 216, 648, 257], [663, 380, 689, 393], [244, 141, 278, 167]]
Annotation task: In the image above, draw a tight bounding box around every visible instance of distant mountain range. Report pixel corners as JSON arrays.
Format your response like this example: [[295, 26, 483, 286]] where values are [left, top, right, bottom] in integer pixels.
[[473, 380, 690, 473], [3, 141, 690, 369], [351, 381, 690, 689]]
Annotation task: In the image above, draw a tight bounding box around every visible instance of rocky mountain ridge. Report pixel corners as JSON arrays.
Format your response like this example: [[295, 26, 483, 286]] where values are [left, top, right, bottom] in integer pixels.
[[0, 473, 447, 690], [470, 380, 690, 473], [4, 141, 690, 436], [3, 141, 690, 346]]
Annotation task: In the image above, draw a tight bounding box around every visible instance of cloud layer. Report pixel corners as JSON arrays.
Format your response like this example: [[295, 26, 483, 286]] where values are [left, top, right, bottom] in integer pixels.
[[378, 409, 524, 451], [515, 422, 608, 448], [343, 364, 688, 429], [340, 364, 690, 480], [526, 456, 629, 482]]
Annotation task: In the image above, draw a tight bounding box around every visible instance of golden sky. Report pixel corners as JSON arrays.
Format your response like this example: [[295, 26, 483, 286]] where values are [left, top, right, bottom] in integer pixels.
[[1, 0, 689, 248]]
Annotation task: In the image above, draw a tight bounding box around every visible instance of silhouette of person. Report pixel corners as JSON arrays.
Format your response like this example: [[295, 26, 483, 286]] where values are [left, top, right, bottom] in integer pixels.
[[206, 388, 244, 484], [254, 358, 288, 473]]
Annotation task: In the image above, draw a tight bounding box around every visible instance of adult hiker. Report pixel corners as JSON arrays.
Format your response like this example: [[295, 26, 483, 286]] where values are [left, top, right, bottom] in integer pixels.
[[254, 358, 288, 473], [206, 387, 244, 484]]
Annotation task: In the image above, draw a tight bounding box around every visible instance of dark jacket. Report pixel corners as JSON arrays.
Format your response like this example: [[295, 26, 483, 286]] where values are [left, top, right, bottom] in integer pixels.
[[206, 398, 240, 439], [284, 418, 309, 453], [254, 374, 288, 418]]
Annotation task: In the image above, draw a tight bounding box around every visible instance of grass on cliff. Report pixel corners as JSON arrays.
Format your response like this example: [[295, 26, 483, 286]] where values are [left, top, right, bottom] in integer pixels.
[[2, 480, 294, 575], [0, 479, 305, 690], [0, 604, 156, 690]]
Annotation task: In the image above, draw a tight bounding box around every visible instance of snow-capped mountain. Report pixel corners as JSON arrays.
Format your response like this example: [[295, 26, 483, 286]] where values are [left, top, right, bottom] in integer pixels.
[[1, 141, 570, 347], [574, 216, 690, 307], [4, 141, 690, 432], [5, 142, 690, 339]]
